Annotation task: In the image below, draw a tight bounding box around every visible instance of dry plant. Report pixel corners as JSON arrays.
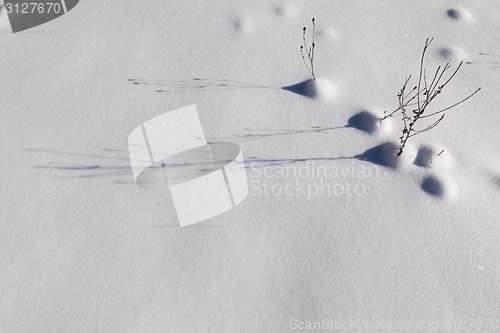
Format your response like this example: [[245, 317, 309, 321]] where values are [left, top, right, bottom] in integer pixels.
[[381, 38, 481, 156], [300, 18, 316, 80]]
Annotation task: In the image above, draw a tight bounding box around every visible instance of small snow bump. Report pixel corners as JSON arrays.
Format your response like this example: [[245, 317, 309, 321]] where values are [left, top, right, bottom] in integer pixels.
[[445, 7, 474, 23], [438, 47, 453, 60], [446, 9, 461, 20], [232, 17, 255, 33], [414, 146, 436, 167], [422, 175, 445, 197], [414, 145, 453, 170], [273, 5, 297, 18], [347, 111, 380, 135], [435, 46, 467, 61], [356, 142, 400, 169], [421, 174, 456, 198], [492, 176, 500, 191], [282, 78, 336, 101]]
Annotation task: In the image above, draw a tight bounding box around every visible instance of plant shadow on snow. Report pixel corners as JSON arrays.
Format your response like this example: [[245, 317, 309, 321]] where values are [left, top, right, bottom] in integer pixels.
[[128, 78, 278, 93], [282, 78, 336, 100], [26, 104, 403, 184], [282, 79, 318, 98], [26, 147, 231, 228], [26, 146, 242, 185], [244, 143, 401, 170], [27, 105, 403, 187], [129, 77, 332, 99], [27, 141, 401, 188], [207, 125, 348, 143], [466, 52, 500, 69], [208, 111, 383, 144], [26, 148, 137, 184]]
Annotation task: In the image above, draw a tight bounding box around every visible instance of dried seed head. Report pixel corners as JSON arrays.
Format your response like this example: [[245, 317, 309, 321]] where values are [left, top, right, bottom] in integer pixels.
[[312, 18, 315, 22], [303, 27, 306, 31]]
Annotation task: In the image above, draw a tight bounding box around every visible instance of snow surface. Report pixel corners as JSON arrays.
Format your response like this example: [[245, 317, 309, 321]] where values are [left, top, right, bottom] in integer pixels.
[[1, 1, 499, 332]]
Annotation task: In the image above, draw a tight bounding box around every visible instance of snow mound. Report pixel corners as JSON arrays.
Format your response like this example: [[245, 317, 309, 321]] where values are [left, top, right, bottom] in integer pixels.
[[414, 145, 453, 170], [421, 174, 456, 198], [282, 78, 336, 101], [355, 142, 400, 169]]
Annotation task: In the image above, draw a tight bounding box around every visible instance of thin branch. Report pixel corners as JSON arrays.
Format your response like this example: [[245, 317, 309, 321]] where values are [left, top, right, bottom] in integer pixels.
[[440, 61, 463, 89], [420, 87, 481, 118], [299, 18, 317, 80], [417, 38, 433, 112], [409, 114, 445, 137], [390, 38, 480, 155]]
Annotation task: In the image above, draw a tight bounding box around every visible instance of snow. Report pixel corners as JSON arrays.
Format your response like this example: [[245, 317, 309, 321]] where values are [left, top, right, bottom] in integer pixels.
[[1, 0, 499, 332]]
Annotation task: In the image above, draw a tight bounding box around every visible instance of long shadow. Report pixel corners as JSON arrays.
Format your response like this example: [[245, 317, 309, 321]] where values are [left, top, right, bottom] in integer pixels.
[[27, 147, 223, 183], [27, 141, 399, 185], [466, 52, 500, 69], [208, 109, 384, 143], [244, 156, 354, 167], [208, 125, 348, 143], [26, 148, 135, 183], [27, 145, 258, 183], [245, 142, 400, 169], [128, 77, 328, 98], [128, 78, 279, 93], [27, 111, 399, 183], [282, 79, 317, 98]]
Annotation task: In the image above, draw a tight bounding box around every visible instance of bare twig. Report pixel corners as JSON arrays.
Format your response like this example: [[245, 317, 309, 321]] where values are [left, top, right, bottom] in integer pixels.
[[380, 38, 480, 156], [419, 87, 481, 118], [300, 18, 317, 80]]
